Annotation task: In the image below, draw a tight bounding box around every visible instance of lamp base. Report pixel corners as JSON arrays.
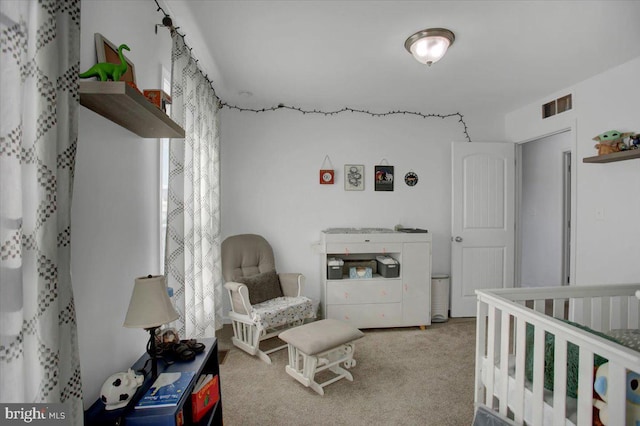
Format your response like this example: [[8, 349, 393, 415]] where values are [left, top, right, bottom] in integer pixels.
[[146, 326, 161, 379]]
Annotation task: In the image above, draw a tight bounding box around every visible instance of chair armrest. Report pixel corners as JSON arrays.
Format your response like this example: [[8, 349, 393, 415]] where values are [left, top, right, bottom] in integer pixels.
[[278, 273, 304, 297], [224, 281, 252, 315]]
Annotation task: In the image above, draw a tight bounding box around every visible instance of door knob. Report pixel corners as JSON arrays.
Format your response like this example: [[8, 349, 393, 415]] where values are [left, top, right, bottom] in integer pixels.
[[454, 236, 463, 242]]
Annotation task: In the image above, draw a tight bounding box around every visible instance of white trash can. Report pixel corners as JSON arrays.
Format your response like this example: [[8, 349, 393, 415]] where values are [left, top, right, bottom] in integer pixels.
[[431, 274, 450, 323]]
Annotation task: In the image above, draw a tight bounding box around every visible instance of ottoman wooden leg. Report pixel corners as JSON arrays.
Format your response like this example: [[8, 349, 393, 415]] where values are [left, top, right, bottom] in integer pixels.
[[279, 319, 364, 395], [285, 342, 357, 395]]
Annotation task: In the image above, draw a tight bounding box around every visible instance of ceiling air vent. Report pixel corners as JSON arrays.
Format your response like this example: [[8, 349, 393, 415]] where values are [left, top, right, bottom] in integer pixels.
[[542, 94, 572, 119]]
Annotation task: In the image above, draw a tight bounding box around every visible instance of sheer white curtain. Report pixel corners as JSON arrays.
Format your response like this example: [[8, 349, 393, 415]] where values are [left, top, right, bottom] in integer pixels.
[[0, 0, 83, 424], [165, 33, 223, 338]]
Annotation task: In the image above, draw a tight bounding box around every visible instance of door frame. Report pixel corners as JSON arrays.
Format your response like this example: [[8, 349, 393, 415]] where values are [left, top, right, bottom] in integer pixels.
[[562, 150, 572, 286], [513, 124, 577, 287]]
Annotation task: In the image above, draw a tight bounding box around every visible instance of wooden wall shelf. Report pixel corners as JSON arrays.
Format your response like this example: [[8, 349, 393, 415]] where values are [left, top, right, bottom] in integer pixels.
[[79, 81, 185, 138], [583, 150, 640, 163]]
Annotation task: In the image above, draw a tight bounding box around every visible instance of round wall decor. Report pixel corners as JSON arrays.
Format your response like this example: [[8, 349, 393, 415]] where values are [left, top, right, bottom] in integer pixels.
[[404, 171, 418, 186]]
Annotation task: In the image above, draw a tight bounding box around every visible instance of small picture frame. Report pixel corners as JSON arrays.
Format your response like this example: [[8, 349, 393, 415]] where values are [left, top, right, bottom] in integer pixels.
[[320, 169, 334, 184], [94, 33, 136, 84], [344, 164, 364, 191], [375, 165, 394, 191]]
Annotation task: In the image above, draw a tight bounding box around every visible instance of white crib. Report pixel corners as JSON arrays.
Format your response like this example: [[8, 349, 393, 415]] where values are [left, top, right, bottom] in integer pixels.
[[475, 284, 640, 426]]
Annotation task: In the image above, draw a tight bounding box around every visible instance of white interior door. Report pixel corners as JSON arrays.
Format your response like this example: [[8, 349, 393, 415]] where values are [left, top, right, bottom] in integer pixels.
[[451, 142, 515, 317]]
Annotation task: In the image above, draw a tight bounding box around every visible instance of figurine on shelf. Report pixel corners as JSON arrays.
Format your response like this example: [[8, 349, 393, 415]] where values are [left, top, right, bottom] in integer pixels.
[[79, 44, 130, 82], [592, 130, 632, 155], [629, 133, 640, 150]]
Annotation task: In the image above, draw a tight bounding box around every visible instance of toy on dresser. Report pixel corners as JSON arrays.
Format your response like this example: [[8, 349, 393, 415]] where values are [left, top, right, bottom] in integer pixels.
[[100, 369, 144, 410]]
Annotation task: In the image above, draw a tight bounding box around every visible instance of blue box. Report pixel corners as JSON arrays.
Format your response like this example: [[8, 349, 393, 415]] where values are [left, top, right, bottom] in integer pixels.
[[349, 266, 372, 279]]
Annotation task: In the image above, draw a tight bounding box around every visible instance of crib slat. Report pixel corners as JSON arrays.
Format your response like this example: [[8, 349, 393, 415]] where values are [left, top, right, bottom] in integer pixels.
[[533, 299, 545, 314], [582, 297, 592, 328], [600, 296, 610, 332], [606, 361, 626, 426], [475, 300, 488, 406], [494, 307, 503, 363], [567, 297, 578, 322], [633, 295, 640, 328], [576, 349, 594, 426], [498, 311, 510, 417], [531, 325, 545, 426], [552, 298, 565, 319], [618, 295, 628, 329], [512, 318, 526, 424], [552, 337, 568, 426], [485, 305, 496, 408]]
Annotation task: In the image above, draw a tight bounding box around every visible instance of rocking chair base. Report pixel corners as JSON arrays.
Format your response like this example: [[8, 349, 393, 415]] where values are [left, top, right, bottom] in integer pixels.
[[230, 323, 293, 364]]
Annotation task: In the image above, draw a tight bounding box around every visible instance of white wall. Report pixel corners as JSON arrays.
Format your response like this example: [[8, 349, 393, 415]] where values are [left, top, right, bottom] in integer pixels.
[[506, 56, 640, 286], [519, 132, 571, 287], [219, 108, 505, 306], [73, 0, 172, 405]]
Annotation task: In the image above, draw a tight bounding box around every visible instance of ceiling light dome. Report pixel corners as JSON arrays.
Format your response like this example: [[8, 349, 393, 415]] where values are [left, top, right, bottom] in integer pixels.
[[404, 28, 455, 66]]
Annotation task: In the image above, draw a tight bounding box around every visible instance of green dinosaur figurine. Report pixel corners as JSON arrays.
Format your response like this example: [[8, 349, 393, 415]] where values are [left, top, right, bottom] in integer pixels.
[[79, 44, 130, 81]]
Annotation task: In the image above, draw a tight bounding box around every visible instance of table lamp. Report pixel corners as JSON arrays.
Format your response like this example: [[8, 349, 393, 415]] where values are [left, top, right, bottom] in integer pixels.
[[124, 275, 179, 378]]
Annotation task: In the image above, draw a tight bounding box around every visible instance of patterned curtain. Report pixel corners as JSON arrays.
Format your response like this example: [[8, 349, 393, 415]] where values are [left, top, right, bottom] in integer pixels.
[[0, 0, 83, 424], [165, 33, 223, 338]]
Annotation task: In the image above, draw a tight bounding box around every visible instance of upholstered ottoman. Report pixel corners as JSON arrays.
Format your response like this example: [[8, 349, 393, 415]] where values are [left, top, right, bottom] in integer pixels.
[[279, 319, 364, 395]]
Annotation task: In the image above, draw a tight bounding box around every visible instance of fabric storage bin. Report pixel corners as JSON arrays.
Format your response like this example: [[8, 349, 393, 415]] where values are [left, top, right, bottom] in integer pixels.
[[327, 258, 344, 279], [376, 256, 400, 278]]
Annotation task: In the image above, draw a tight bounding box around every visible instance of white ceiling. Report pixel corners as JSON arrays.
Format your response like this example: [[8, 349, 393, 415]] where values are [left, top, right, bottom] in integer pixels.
[[164, 1, 640, 117]]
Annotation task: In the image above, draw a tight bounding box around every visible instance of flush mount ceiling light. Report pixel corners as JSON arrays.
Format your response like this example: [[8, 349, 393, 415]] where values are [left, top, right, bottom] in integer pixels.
[[404, 28, 455, 66]]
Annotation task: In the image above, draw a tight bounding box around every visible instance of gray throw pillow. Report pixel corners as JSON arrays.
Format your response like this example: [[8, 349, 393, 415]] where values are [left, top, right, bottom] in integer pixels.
[[235, 270, 283, 305]]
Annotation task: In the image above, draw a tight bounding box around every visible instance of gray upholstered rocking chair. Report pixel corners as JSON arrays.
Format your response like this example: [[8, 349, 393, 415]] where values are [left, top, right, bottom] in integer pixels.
[[221, 234, 315, 363]]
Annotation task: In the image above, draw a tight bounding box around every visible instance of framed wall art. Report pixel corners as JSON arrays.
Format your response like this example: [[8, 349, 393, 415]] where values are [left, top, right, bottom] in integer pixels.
[[320, 170, 334, 184], [320, 155, 335, 184], [94, 33, 136, 84], [344, 164, 364, 191], [374, 165, 394, 191]]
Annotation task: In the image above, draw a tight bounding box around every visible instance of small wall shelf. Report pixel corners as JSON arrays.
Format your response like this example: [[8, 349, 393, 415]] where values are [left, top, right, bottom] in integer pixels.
[[583, 150, 640, 164], [79, 81, 185, 138]]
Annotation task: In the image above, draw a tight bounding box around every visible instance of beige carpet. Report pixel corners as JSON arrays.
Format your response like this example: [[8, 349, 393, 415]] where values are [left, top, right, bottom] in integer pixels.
[[216, 318, 477, 426]]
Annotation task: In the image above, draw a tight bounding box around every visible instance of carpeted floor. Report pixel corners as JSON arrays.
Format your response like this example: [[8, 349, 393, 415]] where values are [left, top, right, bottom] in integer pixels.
[[216, 318, 477, 426]]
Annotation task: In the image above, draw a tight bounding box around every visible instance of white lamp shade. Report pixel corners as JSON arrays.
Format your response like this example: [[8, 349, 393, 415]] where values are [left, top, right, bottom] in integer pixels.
[[123, 275, 179, 329], [405, 28, 455, 66]]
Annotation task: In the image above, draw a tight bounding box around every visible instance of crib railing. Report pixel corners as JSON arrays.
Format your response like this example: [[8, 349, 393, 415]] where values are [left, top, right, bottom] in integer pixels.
[[475, 284, 640, 426]]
